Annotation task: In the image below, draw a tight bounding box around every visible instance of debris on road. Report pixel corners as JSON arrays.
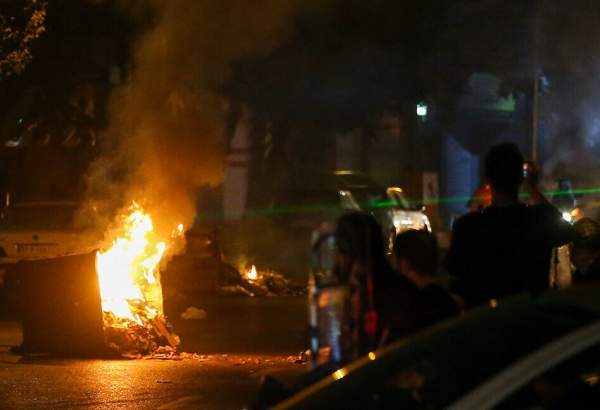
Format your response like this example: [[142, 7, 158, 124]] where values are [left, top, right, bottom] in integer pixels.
[[219, 263, 305, 297], [180, 306, 207, 320], [141, 351, 309, 368], [218, 285, 257, 297], [104, 312, 180, 357]]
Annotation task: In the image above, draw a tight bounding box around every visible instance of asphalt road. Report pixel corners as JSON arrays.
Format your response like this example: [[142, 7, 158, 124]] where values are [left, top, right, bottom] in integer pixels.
[[0, 295, 308, 410], [169, 295, 307, 355]]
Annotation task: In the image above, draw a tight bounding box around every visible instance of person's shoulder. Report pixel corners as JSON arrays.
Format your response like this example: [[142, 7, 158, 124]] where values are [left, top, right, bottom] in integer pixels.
[[385, 275, 420, 302], [377, 274, 419, 312], [452, 211, 483, 230], [422, 285, 461, 309], [391, 274, 419, 293], [526, 203, 568, 226], [420, 284, 454, 301], [526, 203, 560, 217]]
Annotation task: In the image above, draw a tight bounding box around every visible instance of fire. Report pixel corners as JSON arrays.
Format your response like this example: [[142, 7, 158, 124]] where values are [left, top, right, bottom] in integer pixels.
[[246, 265, 258, 281], [96, 202, 178, 326]]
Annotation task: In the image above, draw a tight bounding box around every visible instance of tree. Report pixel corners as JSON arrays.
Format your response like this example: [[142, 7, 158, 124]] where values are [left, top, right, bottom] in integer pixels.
[[0, 0, 47, 78]]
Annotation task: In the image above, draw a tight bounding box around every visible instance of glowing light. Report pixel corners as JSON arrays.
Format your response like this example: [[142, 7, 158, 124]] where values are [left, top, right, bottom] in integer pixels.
[[562, 212, 573, 223], [416, 103, 428, 117], [422, 215, 432, 232], [584, 373, 600, 386], [332, 368, 347, 380], [490, 299, 498, 308], [571, 208, 583, 222], [368, 352, 376, 361], [96, 202, 180, 326], [246, 265, 258, 281]]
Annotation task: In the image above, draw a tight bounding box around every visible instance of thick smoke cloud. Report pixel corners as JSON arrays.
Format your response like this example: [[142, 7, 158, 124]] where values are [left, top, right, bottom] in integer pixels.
[[87, 0, 329, 238]]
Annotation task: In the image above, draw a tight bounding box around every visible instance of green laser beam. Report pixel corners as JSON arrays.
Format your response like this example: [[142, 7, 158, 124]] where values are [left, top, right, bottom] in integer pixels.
[[196, 186, 600, 222]]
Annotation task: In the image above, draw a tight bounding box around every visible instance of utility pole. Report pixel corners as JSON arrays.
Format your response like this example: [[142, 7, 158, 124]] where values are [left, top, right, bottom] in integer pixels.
[[531, 0, 541, 163]]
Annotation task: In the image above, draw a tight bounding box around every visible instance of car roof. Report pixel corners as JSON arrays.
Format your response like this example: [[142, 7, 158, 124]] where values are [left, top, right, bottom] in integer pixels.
[[294, 171, 384, 192], [276, 286, 600, 409]]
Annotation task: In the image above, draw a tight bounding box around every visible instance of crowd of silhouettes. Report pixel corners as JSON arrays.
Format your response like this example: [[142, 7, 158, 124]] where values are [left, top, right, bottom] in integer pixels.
[[259, 142, 600, 407], [331, 212, 460, 354], [328, 142, 600, 355]]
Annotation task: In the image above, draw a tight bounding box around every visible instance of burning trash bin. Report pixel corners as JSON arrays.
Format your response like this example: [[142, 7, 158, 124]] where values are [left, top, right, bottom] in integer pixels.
[[15, 203, 181, 358]]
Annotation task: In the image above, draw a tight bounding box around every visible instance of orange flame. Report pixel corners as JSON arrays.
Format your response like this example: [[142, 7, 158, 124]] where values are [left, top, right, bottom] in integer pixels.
[[96, 202, 180, 326], [246, 265, 258, 281]]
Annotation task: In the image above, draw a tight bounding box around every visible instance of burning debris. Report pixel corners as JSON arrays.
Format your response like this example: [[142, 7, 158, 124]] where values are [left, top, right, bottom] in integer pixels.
[[219, 263, 305, 297], [103, 312, 179, 358], [246, 265, 258, 281], [97, 202, 182, 357]]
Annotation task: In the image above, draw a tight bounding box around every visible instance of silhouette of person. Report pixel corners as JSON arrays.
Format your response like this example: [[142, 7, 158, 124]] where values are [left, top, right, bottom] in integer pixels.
[[334, 212, 417, 354], [390, 229, 460, 339], [571, 217, 600, 284], [445, 143, 575, 308]]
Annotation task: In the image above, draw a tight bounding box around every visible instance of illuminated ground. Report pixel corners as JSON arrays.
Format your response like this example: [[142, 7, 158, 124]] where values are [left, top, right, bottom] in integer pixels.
[[0, 295, 308, 409]]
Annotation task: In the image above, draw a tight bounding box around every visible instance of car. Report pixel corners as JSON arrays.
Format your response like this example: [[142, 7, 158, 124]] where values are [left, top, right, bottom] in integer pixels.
[[273, 286, 600, 409], [0, 201, 101, 266], [286, 170, 430, 235]]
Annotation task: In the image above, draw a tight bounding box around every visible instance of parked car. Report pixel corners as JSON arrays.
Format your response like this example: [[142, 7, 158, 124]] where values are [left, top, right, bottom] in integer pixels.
[[0, 201, 101, 266], [273, 286, 600, 409], [286, 170, 429, 235]]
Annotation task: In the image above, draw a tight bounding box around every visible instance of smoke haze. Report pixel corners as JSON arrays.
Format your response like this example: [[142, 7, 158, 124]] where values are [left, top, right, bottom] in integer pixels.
[[539, 0, 600, 186], [87, 0, 330, 239]]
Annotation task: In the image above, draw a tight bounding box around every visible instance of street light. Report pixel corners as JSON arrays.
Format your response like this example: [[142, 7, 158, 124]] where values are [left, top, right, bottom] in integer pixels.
[[416, 102, 428, 118]]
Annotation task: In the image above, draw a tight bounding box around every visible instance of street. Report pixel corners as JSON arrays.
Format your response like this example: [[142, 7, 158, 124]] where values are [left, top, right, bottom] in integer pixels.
[[0, 295, 308, 410], [3, 0, 600, 408]]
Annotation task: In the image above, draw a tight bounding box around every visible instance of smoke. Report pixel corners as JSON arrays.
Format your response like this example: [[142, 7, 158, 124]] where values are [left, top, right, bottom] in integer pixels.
[[538, 0, 600, 185], [87, 0, 328, 239]]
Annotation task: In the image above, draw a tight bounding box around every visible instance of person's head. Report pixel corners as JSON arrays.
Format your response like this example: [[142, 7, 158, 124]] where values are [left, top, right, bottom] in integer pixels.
[[392, 229, 438, 287], [334, 212, 387, 283], [484, 143, 524, 196], [572, 217, 600, 274]]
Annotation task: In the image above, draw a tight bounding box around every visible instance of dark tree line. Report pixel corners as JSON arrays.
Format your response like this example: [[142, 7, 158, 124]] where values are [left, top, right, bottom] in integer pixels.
[[227, 0, 535, 134]]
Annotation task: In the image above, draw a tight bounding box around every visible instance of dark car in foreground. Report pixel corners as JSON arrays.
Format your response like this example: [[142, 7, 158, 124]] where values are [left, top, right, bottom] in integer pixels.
[[273, 286, 600, 409]]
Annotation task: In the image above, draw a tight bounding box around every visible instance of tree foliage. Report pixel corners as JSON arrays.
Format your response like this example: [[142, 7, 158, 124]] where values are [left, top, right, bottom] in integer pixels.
[[0, 0, 47, 78]]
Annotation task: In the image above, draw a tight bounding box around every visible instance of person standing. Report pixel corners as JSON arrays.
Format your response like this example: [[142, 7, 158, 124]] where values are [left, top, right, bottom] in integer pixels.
[[391, 230, 460, 337], [571, 218, 600, 284], [445, 143, 575, 308], [333, 212, 418, 354]]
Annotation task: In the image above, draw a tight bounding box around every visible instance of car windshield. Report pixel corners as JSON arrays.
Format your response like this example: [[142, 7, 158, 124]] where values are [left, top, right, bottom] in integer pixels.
[[348, 189, 386, 209], [0, 203, 93, 230], [387, 190, 411, 209], [334, 173, 388, 209]]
